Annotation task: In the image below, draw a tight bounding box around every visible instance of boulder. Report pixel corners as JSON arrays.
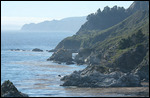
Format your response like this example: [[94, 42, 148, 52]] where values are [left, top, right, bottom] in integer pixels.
[[1, 80, 29, 97], [47, 49, 73, 64], [32, 48, 43, 52]]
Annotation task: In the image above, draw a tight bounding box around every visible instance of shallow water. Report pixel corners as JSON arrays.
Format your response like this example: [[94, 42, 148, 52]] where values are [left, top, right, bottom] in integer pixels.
[[1, 50, 87, 97]]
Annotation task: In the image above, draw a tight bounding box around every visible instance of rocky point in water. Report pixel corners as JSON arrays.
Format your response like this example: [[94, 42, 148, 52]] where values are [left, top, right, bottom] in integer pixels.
[[32, 48, 43, 52], [10, 49, 25, 51], [1, 80, 29, 97], [47, 1, 149, 88], [47, 48, 74, 64], [60, 65, 141, 87]]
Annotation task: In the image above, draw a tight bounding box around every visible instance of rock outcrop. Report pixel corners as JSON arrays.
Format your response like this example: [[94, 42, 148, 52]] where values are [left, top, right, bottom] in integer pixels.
[[10, 49, 25, 51], [60, 68, 141, 87], [74, 50, 100, 65], [133, 50, 149, 81], [1, 80, 29, 97], [111, 44, 148, 73], [46, 49, 56, 52], [127, 1, 149, 14], [32, 48, 43, 52], [47, 49, 73, 64]]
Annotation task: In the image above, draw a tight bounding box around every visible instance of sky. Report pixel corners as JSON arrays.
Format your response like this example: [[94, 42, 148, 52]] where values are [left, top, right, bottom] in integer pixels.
[[1, 1, 134, 30]]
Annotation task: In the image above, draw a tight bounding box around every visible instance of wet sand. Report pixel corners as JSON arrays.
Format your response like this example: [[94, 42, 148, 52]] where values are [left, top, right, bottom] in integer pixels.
[[61, 82, 149, 97]]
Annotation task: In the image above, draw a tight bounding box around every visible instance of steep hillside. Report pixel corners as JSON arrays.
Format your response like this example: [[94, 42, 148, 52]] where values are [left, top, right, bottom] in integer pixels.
[[21, 16, 86, 32], [74, 10, 149, 80], [76, 1, 149, 35], [50, 1, 149, 82], [59, 10, 149, 87], [75, 10, 149, 64], [127, 1, 149, 14], [76, 6, 129, 35], [55, 1, 149, 51]]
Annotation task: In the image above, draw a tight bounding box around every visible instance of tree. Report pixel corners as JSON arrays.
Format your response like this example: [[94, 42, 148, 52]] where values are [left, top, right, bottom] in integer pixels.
[[118, 30, 145, 49], [86, 13, 95, 21], [118, 37, 132, 49]]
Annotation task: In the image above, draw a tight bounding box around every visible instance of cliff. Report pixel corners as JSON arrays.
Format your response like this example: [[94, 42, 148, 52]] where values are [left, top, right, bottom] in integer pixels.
[[49, 1, 149, 86], [55, 1, 149, 51]]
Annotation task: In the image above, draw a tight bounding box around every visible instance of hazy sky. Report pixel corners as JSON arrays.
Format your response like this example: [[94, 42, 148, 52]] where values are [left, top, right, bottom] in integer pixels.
[[1, 1, 133, 30]]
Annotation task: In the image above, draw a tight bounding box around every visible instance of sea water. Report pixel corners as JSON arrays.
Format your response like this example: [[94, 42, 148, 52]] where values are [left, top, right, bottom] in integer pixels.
[[1, 31, 86, 96], [1, 31, 134, 97]]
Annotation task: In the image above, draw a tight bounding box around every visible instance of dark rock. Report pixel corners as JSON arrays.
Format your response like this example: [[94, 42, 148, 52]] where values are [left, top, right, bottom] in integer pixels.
[[47, 49, 57, 52], [1, 80, 29, 97], [74, 48, 92, 65], [128, 1, 149, 14], [10, 49, 25, 51], [110, 73, 141, 87], [58, 75, 61, 77], [112, 44, 148, 73], [85, 55, 100, 65], [66, 61, 74, 65], [10, 49, 20, 51], [60, 69, 141, 87], [32, 48, 43, 52], [47, 49, 73, 64], [58, 62, 61, 64], [133, 50, 149, 81], [74, 55, 85, 65]]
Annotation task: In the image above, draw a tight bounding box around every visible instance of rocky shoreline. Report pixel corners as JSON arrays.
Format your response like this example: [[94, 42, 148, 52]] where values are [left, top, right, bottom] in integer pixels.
[[1, 80, 29, 97], [60, 68, 141, 87], [47, 48, 149, 88], [46, 1, 149, 89], [47, 48, 74, 65]]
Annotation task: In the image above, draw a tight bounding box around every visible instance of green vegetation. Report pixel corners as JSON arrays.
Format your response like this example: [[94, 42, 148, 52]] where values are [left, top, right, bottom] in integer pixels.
[[76, 6, 129, 35], [90, 65, 109, 74], [54, 1, 149, 75], [118, 30, 145, 49], [52, 1, 149, 82]]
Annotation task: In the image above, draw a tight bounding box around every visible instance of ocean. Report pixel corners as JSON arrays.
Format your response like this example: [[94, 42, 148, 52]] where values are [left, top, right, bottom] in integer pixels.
[[1, 31, 87, 97], [1, 31, 145, 97]]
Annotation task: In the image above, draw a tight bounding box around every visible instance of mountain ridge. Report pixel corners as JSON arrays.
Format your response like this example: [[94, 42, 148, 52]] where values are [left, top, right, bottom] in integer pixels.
[[21, 16, 86, 32]]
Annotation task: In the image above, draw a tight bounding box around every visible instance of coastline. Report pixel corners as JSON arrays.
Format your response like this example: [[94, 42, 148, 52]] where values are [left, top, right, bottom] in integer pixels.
[[1, 48, 149, 97], [60, 82, 149, 97]]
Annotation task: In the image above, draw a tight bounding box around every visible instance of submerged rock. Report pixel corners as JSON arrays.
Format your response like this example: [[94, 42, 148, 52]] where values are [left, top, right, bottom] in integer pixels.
[[32, 48, 43, 52], [1, 80, 29, 97], [10, 49, 25, 51], [10, 49, 20, 51], [47, 48, 73, 64]]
